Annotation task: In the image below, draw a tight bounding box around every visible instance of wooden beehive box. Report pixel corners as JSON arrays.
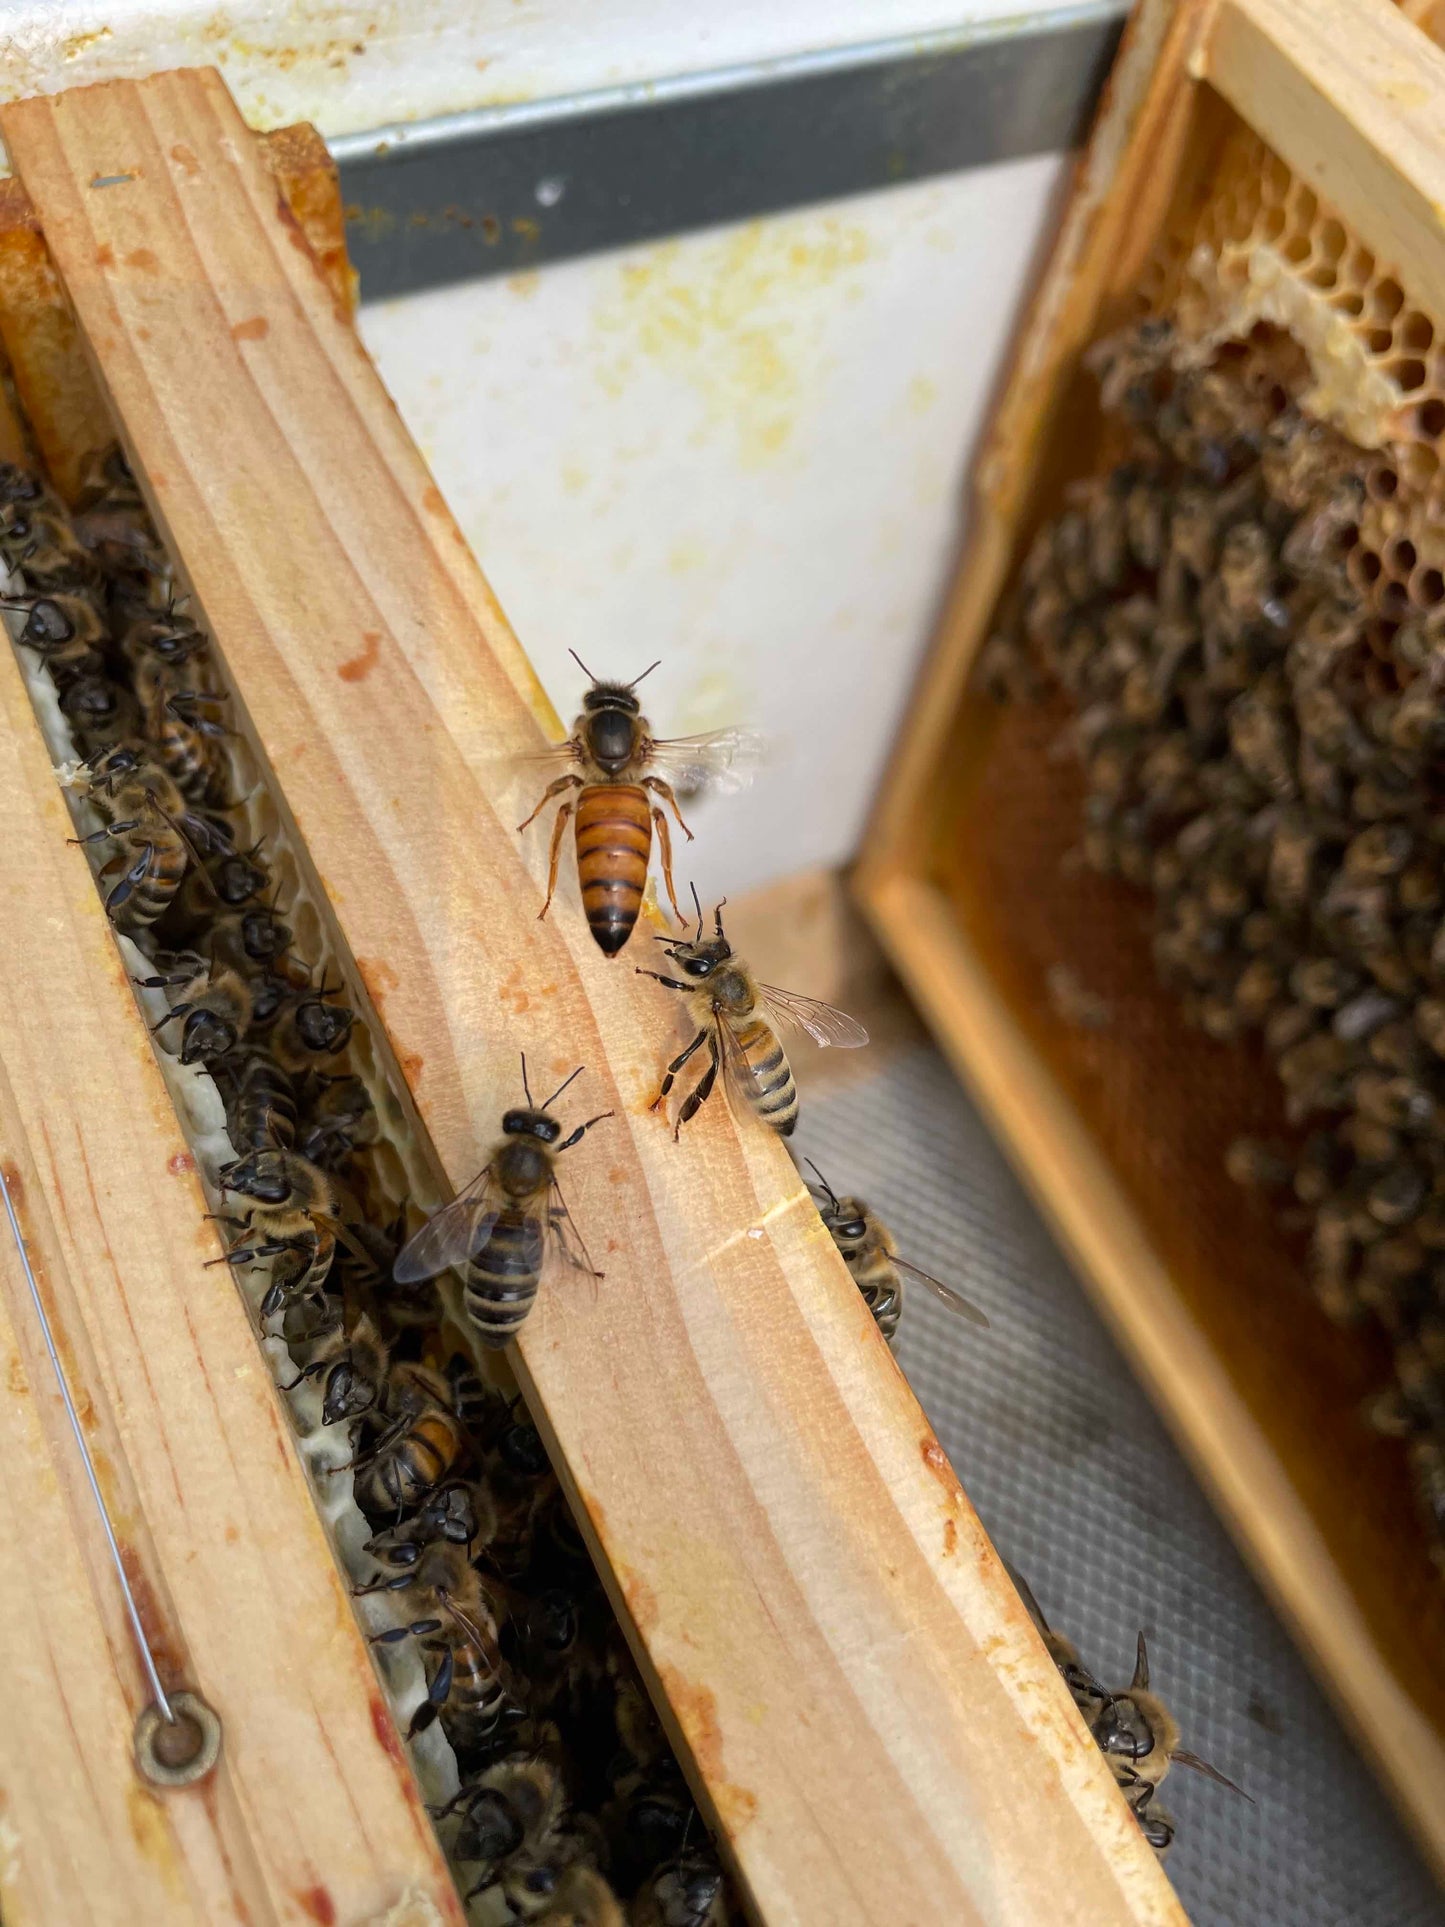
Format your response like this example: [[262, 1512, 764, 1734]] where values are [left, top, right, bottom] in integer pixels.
[[859, 0, 1445, 1882], [0, 66, 1184, 1927]]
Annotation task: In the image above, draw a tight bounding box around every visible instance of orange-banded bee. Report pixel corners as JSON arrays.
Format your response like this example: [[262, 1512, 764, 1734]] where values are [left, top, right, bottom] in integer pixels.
[[637, 893, 867, 1138], [343, 1360, 471, 1518], [269, 983, 356, 1073], [515, 654, 762, 957], [394, 1058, 611, 1349], [804, 1164, 989, 1342], [148, 687, 234, 808]]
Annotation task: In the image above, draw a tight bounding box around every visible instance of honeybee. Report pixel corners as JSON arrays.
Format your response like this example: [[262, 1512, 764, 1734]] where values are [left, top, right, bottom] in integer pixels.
[[637, 894, 868, 1138], [136, 958, 252, 1064], [217, 1049, 298, 1152], [209, 1148, 340, 1320], [70, 741, 222, 931], [1, 589, 109, 678], [348, 1360, 471, 1517], [149, 687, 234, 807], [1007, 1567, 1110, 1728], [269, 985, 356, 1072], [441, 1753, 567, 1878], [205, 903, 297, 981], [370, 1540, 513, 1754], [804, 1164, 988, 1343], [365, 1480, 496, 1575], [515, 655, 761, 956], [1091, 1634, 1249, 1805], [60, 673, 143, 753], [393, 1059, 611, 1349], [632, 1848, 731, 1927], [0, 498, 99, 588], [297, 1073, 376, 1169]]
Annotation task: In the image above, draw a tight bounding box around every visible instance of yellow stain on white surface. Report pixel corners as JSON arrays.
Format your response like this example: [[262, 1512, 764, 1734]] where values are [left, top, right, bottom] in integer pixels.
[[591, 217, 871, 468]]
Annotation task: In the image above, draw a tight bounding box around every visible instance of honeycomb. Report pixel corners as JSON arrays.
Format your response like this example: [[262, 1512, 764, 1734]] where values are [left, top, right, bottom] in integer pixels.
[[1141, 123, 1445, 632]]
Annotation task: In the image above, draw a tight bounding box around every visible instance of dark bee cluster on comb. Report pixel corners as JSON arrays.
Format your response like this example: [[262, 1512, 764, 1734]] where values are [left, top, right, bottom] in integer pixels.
[[984, 315, 1445, 1588], [0, 448, 737, 1927]]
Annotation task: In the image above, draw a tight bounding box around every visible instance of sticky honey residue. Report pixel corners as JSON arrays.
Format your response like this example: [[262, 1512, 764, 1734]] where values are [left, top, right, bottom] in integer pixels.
[[591, 217, 870, 468], [337, 630, 381, 682], [126, 1783, 183, 1896], [656, 1663, 758, 1833], [231, 314, 269, 343]]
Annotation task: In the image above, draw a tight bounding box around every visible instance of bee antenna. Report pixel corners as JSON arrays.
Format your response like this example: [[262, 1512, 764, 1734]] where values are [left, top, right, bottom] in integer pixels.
[[804, 1159, 839, 1210], [541, 1064, 585, 1111], [520, 1051, 534, 1107], [629, 658, 662, 689], [714, 897, 728, 939], [567, 647, 598, 683], [1132, 1631, 1149, 1692], [690, 882, 703, 940]]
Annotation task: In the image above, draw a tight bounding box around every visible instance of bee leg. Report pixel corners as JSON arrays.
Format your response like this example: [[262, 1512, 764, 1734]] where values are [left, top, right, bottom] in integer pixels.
[[673, 1034, 720, 1140], [537, 800, 575, 922], [651, 1030, 706, 1112], [649, 807, 688, 924], [68, 819, 139, 846], [103, 846, 155, 916], [643, 776, 695, 842], [635, 969, 691, 992], [516, 773, 582, 835]]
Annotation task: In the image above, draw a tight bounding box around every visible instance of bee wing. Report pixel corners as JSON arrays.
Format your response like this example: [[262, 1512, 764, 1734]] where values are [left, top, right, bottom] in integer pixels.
[[643, 728, 766, 795], [488, 739, 583, 780], [892, 1255, 991, 1329], [756, 982, 870, 1049], [393, 1168, 504, 1284], [546, 1174, 602, 1279]]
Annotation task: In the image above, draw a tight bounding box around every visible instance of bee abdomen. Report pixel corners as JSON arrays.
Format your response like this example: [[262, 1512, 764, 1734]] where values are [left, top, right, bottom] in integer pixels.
[[108, 839, 187, 931], [465, 1208, 542, 1349], [227, 1055, 298, 1152], [734, 1016, 798, 1136], [575, 782, 651, 957], [851, 1255, 903, 1343]]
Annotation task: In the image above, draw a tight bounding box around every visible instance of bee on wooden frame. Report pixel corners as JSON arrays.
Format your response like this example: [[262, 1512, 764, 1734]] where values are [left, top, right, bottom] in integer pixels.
[[803, 1163, 988, 1342], [637, 890, 868, 1139], [393, 1057, 612, 1348], [513, 653, 762, 956]]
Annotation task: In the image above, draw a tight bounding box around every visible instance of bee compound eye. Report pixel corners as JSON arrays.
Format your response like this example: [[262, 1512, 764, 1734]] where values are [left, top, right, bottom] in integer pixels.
[[133, 1692, 222, 1788]]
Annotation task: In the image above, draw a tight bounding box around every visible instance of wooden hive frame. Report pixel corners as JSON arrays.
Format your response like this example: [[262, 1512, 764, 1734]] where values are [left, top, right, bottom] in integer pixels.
[[857, 0, 1445, 1883], [0, 65, 1184, 1927]]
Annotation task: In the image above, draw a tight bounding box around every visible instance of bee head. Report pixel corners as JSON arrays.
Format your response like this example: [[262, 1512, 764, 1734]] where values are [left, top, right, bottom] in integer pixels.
[[502, 1106, 562, 1144], [294, 995, 354, 1055], [662, 936, 731, 979], [221, 1150, 291, 1205], [240, 907, 291, 961], [180, 1007, 239, 1065], [804, 1162, 868, 1242], [322, 1358, 379, 1426]]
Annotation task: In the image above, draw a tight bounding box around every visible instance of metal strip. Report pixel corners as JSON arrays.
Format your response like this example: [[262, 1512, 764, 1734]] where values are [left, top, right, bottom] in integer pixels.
[[333, 6, 1125, 302]]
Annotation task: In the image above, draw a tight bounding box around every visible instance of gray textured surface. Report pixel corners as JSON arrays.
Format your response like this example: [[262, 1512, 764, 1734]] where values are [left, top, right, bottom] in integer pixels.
[[794, 1044, 1445, 1927]]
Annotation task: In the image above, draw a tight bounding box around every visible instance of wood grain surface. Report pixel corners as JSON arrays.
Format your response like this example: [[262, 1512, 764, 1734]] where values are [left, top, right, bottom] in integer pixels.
[[0, 595, 462, 1923], [0, 66, 1183, 1927]]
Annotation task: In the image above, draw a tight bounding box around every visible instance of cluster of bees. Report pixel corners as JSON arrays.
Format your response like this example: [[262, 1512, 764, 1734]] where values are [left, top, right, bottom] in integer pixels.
[[0, 449, 731, 1925], [0, 438, 1007, 1915], [985, 317, 1445, 1578]]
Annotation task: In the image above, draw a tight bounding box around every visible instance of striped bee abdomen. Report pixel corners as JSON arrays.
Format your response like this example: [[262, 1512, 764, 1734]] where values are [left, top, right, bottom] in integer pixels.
[[732, 1015, 799, 1136], [465, 1206, 543, 1348], [574, 781, 651, 956]]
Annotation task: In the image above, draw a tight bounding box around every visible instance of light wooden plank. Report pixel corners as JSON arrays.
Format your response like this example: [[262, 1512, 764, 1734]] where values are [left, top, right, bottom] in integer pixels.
[[0, 67, 1185, 1927], [0, 548, 461, 1923], [1201, 0, 1445, 321]]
